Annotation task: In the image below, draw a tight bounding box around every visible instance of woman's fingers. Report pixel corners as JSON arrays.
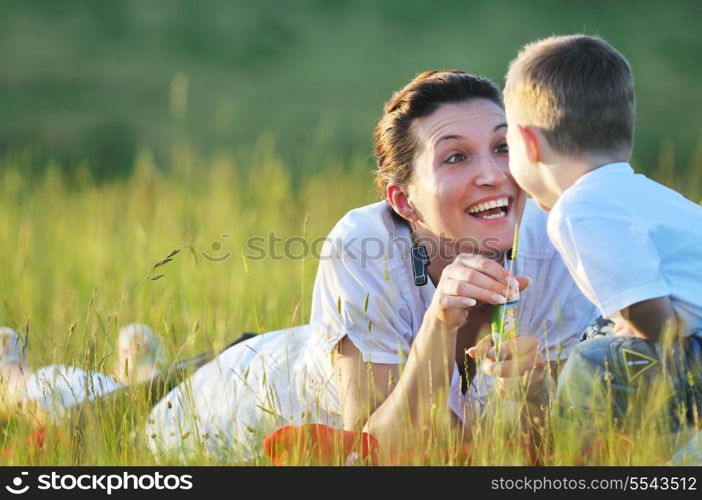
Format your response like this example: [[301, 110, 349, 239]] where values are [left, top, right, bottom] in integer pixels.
[[455, 253, 509, 280], [431, 291, 476, 327], [455, 253, 510, 282], [470, 336, 543, 378], [486, 335, 540, 361], [443, 265, 511, 298], [515, 275, 531, 292], [440, 278, 509, 306], [446, 254, 531, 302], [437, 294, 477, 310], [493, 360, 547, 398], [483, 347, 544, 378], [466, 334, 491, 359], [430, 253, 533, 331]]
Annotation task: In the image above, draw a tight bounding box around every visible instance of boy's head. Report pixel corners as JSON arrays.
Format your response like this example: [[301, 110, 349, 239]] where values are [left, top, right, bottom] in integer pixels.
[[504, 35, 634, 209]]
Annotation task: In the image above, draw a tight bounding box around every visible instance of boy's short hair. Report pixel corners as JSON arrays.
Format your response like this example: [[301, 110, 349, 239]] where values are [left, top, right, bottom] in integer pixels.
[[504, 34, 634, 158]]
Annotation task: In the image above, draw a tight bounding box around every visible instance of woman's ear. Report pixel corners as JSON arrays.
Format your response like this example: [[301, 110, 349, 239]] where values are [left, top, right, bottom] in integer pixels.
[[518, 125, 543, 164], [387, 183, 419, 222]]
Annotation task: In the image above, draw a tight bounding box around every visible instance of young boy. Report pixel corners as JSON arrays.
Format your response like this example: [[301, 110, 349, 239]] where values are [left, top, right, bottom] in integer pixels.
[[503, 35, 702, 424]]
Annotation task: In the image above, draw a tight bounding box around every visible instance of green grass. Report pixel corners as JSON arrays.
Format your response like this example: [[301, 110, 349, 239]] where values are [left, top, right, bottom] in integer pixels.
[[0, 137, 700, 465], [1, 0, 701, 178], [0, 142, 378, 465], [1, 0, 702, 465]]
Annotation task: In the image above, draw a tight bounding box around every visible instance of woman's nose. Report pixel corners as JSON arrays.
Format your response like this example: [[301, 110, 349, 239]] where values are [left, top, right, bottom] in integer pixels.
[[474, 154, 508, 187]]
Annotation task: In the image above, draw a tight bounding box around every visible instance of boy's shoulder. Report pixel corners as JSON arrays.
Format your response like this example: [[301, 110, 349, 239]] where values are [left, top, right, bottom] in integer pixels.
[[553, 162, 702, 225], [546, 163, 636, 245], [551, 163, 651, 226], [558, 162, 631, 206], [548, 162, 702, 252]]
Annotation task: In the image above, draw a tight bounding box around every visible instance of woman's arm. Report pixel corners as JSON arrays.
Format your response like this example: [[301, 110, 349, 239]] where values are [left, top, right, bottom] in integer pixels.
[[333, 312, 457, 455], [334, 336, 399, 431], [333, 253, 528, 455], [361, 309, 457, 441]]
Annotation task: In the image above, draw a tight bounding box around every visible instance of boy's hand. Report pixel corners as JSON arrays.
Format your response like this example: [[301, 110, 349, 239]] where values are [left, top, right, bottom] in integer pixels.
[[466, 335, 546, 396], [611, 320, 640, 338], [619, 296, 678, 341]]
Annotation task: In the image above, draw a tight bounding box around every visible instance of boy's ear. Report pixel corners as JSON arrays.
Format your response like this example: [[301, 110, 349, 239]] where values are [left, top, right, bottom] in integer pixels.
[[518, 125, 543, 164], [387, 183, 419, 222]]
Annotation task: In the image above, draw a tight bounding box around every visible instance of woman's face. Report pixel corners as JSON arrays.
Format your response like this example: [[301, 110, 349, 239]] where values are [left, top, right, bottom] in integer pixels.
[[406, 98, 525, 258]]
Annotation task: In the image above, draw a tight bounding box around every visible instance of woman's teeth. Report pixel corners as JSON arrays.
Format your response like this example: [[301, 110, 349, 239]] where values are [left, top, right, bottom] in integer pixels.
[[468, 197, 509, 214], [466, 197, 510, 219], [479, 211, 506, 220]]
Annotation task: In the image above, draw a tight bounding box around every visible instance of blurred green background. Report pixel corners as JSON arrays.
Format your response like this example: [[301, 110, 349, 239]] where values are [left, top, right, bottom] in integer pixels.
[[0, 0, 701, 466], [1, 0, 701, 180]]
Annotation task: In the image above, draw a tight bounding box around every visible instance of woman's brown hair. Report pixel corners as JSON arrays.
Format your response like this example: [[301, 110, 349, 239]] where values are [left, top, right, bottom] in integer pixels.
[[373, 70, 502, 198]]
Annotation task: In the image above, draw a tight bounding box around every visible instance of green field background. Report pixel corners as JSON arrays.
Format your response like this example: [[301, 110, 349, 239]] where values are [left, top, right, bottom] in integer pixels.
[[2, 0, 701, 178], [0, 0, 701, 465]]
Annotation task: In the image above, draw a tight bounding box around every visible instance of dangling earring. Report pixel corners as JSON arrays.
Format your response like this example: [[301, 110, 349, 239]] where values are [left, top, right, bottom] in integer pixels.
[[410, 220, 430, 286]]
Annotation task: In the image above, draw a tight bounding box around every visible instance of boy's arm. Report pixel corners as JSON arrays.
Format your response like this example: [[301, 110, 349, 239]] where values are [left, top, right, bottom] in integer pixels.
[[617, 296, 678, 341], [548, 211, 674, 337]]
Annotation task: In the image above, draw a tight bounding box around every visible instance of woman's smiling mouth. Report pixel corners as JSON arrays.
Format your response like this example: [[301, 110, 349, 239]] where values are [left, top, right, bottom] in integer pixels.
[[466, 196, 511, 220]]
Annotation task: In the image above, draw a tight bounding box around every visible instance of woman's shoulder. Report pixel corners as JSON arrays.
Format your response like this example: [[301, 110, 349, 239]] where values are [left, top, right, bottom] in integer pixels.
[[328, 201, 407, 241], [517, 200, 599, 358], [519, 199, 557, 259], [323, 200, 411, 272]]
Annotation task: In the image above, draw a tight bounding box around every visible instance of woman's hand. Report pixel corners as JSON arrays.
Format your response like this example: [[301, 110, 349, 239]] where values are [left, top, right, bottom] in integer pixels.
[[467, 335, 546, 397], [428, 253, 530, 331]]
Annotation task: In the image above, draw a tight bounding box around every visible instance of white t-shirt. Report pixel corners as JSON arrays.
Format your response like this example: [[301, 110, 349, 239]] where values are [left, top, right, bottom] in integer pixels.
[[548, 162, 702, 336], [24, 365, 122, 424], [146, 199, 597, 462], [147, 325, 338, 463], [309, 199, 598, 418]]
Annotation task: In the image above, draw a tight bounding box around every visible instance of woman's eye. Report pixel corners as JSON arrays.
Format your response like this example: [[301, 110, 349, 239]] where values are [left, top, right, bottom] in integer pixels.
[[495, 143, 509, 154], [445, 153, 466, 164]]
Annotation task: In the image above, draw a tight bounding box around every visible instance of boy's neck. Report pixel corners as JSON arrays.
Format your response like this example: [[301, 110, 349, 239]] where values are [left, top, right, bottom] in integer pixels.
[[545, 151, 628, 202]]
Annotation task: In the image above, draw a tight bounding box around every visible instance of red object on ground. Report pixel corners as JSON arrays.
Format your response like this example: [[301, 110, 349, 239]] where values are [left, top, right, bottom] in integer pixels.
[[26, 426, 72, 455], [263, 423, 475, 466], [0, 426, 71, 461], [0, 445, 14, 459], [29, 426, 51, 450], [263, 424, 379, 465]]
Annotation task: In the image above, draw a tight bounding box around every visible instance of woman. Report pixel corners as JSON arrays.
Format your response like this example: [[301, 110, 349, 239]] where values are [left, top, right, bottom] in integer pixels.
[[146, 71, 598, 463]]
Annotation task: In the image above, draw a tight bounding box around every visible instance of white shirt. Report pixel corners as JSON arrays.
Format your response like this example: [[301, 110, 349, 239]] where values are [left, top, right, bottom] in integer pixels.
[[309, 199, 598, 418], [24, 365, 122, 424], [147, 325, 339, 463], [548, 162, 702, 336], [147, 199, 598, 462]]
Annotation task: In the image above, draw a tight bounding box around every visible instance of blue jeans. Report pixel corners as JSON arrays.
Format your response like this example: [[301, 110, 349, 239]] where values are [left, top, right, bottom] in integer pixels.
[[556, 333, 702, 430]]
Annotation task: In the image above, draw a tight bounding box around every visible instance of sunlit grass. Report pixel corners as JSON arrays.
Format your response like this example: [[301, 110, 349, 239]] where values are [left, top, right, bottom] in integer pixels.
[[0, 139, 700, 465]]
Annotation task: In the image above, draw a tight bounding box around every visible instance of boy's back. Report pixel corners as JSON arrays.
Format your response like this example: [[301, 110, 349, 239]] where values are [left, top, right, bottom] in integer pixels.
[[504, 34, 701, 339], [548, 161, 702, 335], [504, 33, 702, 439]]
